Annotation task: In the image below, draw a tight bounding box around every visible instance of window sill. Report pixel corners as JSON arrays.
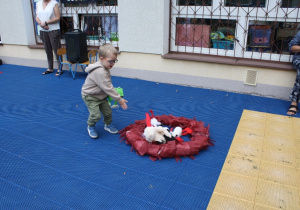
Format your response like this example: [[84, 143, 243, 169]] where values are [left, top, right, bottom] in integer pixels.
[[162, 53, 294, 71], [28, 45, 44, 49], [27, 45, 99, 50]]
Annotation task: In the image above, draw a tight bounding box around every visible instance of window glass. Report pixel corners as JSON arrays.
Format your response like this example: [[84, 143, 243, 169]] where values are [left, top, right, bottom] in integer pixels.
[[281, 0, 300, 8], [177, 0, 212, 6], [31, 0, 119, 46], [61, 0, 88, 7], [225, 0, 266, 7], [62, 0, 117, 7], [175, 18, 300, 54], [247, 21, 300, 54], [96, 0, 117, 6], [60, 17, 74, 38], [176, 18, 236, 49], [83, 15, 118, 43]]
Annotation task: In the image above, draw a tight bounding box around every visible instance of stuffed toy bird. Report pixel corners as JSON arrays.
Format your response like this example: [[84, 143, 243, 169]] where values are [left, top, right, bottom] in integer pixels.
[[143, 126, 171, 144], [170, 126, 182, 137], [143, 112, 171, 144], [151, 118, 161, 127], [170, 126, 184, 142]]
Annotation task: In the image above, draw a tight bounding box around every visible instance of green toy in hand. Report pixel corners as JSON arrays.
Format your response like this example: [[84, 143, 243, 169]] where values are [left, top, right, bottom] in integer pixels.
[[108, 87, 124, 109]]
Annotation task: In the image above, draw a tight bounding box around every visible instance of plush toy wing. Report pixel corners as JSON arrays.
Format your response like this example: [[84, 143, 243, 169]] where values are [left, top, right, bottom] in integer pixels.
[[143, 127, 155, 143]]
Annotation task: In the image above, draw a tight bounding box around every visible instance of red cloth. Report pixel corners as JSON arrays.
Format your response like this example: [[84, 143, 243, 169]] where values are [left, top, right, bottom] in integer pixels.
[[146, 144, 161, 158], [159, 140, 177, 158], [133, 140, 148, 156], [119, 113, 214, 161], [175, 142, 191, 157]]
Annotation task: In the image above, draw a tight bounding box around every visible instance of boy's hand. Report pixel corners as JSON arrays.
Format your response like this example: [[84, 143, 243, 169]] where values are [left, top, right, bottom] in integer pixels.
[[119, 98, 128, 110]]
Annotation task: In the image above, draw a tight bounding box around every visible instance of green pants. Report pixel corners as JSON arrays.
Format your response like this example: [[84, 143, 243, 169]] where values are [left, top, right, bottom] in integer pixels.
[[82, 95, 112, 127]]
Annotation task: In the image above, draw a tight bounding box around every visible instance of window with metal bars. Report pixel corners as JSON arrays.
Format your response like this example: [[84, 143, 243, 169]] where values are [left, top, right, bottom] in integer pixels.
[[225, 0, 266, 7], [61, 0, 117, 6], [170, 0, 300, 63], [82, 15, 118, 45], [31, 0, 118, 47]]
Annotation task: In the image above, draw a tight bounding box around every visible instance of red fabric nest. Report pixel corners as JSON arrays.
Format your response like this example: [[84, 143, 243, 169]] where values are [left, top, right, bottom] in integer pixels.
[[119, 114, 214, 161]]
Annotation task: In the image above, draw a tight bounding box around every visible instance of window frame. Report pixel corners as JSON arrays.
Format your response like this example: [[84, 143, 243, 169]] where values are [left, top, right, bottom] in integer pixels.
[[169, 0, 300, 64], [31, 0, 119, 47]]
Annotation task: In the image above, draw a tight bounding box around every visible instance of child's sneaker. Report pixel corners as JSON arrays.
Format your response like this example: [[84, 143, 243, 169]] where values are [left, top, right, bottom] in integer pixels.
[[104, 124, 118, 134], [87, 126, 98, 138]]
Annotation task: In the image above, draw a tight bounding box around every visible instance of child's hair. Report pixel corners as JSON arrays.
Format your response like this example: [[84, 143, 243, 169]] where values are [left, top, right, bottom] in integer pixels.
[[98, 44, 118, 58]]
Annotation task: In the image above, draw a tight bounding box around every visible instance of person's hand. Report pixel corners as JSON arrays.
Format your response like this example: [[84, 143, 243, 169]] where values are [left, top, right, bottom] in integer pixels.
[[119, 98, 128, 110], [40, 21, 46, 27], [39, 22, 49, 30]]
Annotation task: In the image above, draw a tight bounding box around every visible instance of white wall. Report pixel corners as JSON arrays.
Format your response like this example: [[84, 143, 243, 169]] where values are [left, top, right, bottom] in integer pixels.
[[118, 0, 169, 55], [0, 0, 35, 45]]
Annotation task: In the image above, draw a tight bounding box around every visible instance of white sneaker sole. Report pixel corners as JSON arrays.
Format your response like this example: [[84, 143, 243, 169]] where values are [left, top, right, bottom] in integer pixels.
[[87, 127, 98, 138], [104, 127, 118, 134]]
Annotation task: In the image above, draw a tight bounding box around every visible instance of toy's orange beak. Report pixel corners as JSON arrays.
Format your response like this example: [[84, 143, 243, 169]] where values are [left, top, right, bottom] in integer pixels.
[[145, 113, 151, 127]]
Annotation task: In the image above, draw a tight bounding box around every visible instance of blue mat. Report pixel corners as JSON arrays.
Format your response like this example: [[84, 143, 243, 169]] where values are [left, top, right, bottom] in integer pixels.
[[0, 64, 294, 209]]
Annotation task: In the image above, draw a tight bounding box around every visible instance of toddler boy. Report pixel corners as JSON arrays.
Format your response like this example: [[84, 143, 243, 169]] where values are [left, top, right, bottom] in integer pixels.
[[81, 44, 128, 138]]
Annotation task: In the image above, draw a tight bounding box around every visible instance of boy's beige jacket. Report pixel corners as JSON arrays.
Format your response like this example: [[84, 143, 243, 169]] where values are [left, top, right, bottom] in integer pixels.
[[81, 61, 122, 103]]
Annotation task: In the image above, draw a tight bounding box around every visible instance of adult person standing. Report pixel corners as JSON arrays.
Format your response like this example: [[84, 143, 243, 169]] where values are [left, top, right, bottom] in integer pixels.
[[287, 30, 300, 115], [36, 0, 62, 76]]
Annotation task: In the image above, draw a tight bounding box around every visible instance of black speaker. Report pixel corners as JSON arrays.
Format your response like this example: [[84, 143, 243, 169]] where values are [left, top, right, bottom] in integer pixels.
[[65, 30, 88, 63]]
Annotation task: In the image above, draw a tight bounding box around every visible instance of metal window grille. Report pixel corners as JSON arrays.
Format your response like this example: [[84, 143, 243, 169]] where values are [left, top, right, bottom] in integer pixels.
[[31, 0, 118, 47], [170, 0, 300, 63]]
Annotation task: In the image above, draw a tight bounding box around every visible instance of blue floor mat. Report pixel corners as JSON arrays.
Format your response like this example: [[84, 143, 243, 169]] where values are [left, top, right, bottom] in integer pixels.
[[0, 64, 296, 209]]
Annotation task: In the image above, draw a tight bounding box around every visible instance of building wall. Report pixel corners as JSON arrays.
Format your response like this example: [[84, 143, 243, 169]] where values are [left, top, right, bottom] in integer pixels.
[[113, 52, 295, 100], [0, 0, 295, 100], [0, 0, 35, 45], [118, 0, 170, 55]]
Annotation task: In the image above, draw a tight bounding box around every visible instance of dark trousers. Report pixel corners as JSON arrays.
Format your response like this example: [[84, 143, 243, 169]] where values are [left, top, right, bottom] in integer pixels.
[[290, 59, 300, 102], [40, 30, 61, 70]]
